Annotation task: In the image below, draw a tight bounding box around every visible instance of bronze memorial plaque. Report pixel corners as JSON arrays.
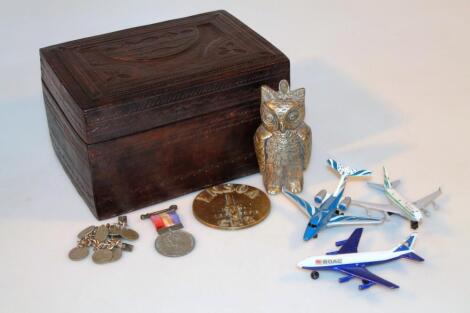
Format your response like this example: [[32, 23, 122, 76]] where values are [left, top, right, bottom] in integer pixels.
[[193, 183, 270, 230]]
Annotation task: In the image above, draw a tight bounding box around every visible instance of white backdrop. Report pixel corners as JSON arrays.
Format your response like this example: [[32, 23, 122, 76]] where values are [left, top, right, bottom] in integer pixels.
[[1, 1, 469, 312]]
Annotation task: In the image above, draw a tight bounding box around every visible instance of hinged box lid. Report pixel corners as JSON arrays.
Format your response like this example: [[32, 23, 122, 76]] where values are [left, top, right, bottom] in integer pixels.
[[40, 10, 289, 144]]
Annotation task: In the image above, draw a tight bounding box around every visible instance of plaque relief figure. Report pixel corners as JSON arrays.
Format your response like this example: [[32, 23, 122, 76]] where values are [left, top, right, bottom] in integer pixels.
[[254, 80, 312, 194]]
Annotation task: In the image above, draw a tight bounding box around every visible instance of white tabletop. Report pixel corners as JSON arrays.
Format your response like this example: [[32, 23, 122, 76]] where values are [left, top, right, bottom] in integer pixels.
[[1, 1, 469, 312]]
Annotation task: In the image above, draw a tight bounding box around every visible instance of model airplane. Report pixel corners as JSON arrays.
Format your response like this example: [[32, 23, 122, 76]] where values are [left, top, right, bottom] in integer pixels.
[[297, 228, 424, 290], [283, 159, 383, 240], [351, 167, 442, 229]]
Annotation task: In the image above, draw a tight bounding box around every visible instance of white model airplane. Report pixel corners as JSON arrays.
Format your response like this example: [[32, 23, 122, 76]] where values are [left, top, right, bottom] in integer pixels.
[[351, 167, 442, 229], [298, 228, 424, 290]]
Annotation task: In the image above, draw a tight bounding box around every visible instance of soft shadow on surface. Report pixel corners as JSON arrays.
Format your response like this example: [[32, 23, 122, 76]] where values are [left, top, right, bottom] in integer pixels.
[[0, 98, 95, 221], [292, 59, 402, 143], [291, 59, 406, 183]]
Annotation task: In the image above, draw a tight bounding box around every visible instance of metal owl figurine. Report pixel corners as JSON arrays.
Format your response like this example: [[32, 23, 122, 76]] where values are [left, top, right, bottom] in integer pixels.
[[254, 80, 312, 194]]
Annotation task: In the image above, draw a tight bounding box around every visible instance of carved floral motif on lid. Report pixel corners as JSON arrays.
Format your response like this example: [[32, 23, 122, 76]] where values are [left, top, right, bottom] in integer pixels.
[[51, 12, 280, 101], [97, 27, 200, 62]]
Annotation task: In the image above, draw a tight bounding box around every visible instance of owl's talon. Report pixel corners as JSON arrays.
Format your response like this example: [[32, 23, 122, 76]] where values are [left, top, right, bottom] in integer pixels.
[[267, 185, 281, 194], [286, 180, 302, 194], [291, 187, 302, 194]]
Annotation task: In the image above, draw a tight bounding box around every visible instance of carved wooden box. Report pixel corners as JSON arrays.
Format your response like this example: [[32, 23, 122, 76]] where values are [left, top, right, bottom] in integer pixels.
[[40, 10, 290, 219]]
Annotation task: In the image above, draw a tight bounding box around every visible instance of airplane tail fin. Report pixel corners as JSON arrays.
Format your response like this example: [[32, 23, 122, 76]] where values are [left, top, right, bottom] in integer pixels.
[[392, 233, 424, 261], [327, 159, 372, 178], [392, 233, 418, 252], [383, 167, 392, 189]]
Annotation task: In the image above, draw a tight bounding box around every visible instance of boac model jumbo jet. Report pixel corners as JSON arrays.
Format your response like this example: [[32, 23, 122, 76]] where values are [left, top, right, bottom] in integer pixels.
[[297, 228, 424, 290], [351, 167, 442, 229], [283, 159, 383, 240]]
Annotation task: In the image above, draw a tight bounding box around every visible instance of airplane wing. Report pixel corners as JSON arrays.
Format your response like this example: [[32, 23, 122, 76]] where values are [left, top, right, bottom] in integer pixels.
[[336, 266, 399, 289], [413, 188, 442, 211], [283, 190, 314, 217], [337, 228, 363, 254], [350, 199, 406, 218], [326, 214, 383, 227], [367, 180, 401, 192]]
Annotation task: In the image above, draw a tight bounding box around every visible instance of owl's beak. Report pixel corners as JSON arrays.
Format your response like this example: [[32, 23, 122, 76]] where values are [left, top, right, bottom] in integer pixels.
[[279, 122, 286, 133]]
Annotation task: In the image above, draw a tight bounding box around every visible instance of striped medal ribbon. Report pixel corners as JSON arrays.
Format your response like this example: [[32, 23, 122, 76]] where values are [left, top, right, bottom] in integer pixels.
[[150, 210, 183, 234]]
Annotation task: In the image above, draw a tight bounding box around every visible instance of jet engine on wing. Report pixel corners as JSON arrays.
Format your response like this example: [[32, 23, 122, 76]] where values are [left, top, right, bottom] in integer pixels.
[[314, 189, 327, 204], [339, 196, 351, 211], [358, 280, 375, 290]]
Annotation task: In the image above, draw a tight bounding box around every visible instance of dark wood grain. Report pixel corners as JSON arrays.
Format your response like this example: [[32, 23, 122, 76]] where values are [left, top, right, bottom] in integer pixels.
[[40, 10, 290, 219], [40, 10, 289, 144]]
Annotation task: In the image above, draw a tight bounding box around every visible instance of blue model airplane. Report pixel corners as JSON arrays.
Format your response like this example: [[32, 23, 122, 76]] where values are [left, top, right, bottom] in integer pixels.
[[297, 228, 424, 290], [283, 159, 383, 240]]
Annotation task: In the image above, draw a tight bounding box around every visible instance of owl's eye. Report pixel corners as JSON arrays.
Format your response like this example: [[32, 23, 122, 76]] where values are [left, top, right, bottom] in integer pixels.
[[264, 113, 275, 123], [288, 110, 299, 121]]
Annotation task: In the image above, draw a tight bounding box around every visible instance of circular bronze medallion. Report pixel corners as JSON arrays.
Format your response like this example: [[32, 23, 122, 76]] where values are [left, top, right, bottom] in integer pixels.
[[193, 183, 270, 230]]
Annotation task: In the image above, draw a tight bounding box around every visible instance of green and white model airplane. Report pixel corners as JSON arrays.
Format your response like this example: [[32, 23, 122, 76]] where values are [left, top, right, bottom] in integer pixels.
[[351, 167, 442, 229]]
